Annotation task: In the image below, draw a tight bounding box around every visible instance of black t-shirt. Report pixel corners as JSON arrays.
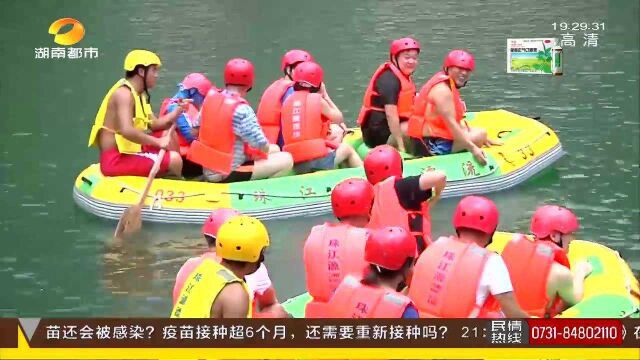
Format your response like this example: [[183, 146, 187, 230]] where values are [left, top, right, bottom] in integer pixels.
[[371, 69, 401, 108], [394, 175, 433, 253], [394, 175, 433, 210]]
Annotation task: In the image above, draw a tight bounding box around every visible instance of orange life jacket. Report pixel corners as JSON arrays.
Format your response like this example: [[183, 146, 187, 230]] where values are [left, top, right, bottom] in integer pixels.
[[326, 275, 412, 318], [501, 234, 570, 318], [368, 176, 432, 252], [356, 62, 416, 126], [187, 90, 266, 175], [303, 222, 370, 318], [281, 91, 330, 163], [256, 78, 293, 144], [407, 71, 466, 140], [409, 236, 500, 318], [155, 98, 200, 156]]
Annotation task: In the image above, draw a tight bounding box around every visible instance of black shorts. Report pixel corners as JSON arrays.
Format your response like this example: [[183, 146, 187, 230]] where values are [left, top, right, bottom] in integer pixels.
[[361, 111, 391, 148], [181, 157, 203, 178], [220, 161, 254, 183]]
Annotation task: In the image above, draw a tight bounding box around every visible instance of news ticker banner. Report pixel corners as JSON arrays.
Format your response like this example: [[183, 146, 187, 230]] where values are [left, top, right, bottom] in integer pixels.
[[0, 318, 639, 349]]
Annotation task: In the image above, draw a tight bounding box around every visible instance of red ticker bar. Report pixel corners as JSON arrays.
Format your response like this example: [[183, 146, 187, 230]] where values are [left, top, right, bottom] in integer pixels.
[[528, 319, 623, 346]]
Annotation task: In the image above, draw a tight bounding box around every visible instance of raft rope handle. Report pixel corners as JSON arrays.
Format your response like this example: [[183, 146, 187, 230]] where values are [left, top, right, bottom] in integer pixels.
[[222, 190, 331, 200], [496, 130, 551, 164]]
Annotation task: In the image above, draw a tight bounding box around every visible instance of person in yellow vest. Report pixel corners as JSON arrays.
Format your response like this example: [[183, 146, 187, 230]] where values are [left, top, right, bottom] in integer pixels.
[[171, 215, 270, 318], [88, 50, 184, 177]]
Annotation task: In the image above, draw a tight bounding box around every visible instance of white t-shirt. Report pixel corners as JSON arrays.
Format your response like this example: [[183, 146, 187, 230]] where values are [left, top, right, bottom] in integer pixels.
[[244, 263, 272, 296], [475, 253, 513, 306]]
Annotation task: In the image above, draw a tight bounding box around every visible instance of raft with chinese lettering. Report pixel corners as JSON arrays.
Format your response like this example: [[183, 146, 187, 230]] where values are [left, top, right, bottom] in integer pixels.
[[73, 109, 564, 223], [282, 232, 640, 319]]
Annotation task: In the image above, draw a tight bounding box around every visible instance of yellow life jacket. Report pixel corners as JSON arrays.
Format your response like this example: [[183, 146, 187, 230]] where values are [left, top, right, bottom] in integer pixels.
[[170, 258, 252, 318], [87, 78, 153, 154]]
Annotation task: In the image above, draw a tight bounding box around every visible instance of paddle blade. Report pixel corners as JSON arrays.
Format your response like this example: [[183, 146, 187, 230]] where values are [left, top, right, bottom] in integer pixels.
[[114, 205, 142, 238]]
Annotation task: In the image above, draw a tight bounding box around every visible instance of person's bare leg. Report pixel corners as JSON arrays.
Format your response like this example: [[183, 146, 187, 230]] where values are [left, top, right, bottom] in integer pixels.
[[167, 151, 183, 177], [251, 152, 293, 180], [334, 144, 363, 168]]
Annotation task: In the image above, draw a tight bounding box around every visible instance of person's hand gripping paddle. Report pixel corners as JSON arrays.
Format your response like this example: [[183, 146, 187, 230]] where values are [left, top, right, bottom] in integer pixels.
[[114, 124, 176, 238]]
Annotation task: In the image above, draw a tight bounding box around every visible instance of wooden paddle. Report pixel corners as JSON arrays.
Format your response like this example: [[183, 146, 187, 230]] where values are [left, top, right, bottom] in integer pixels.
[[114, 125, 175, 238]]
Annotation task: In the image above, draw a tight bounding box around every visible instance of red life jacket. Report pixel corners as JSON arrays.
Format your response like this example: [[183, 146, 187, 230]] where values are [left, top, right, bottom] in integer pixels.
[[407, 71, 466, 140], [409, 236, 500, 318], [187, 91, 266, 175], [256, 78, 293, 144], [501, 234, 570, 318], [281, 91, 330, 163], [303, 222, 370, 318], [356, 62, 416, 126], [368, 176, 432, 252], [327, 275, 412, 318]]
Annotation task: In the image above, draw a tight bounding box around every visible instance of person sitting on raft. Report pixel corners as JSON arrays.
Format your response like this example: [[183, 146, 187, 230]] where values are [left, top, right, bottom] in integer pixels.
[[171, 215, 271, 318], [150, 73, 214, 177], [407, 50, 501, 163], [500, 205, 592, 318], [257, 49, 346, 152], [303, 178, 374, 317], [357, 37, 420, 153], [364, 145, 446, 253], [172, 208, 289, 318], [324, 227, 420, 318], [409, 196, 530, 318], [187, 58, 293, 183], [280, 61, 362, 174], [88, 49, 184, 177]]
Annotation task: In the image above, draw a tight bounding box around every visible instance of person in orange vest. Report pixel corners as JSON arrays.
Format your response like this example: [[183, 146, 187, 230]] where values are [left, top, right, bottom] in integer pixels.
[[303, 178, 374, 317], [364, 145, 446, 253], [149, 73, 214, 177], [257, 49, 346, 151], [500, 205, 592, 317], [326, 226, 420, 318], [172, 208, 289, 318], [88, 50, 184, 177], [407, 50, 501, 163], [409, 196, 530, 318], [357, 37, 419, 152], [188, 58, 293, 183], [281, 61, 362, 174]]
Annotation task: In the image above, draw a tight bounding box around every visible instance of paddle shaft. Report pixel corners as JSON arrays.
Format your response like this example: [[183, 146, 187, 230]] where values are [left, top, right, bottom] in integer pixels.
[[136, 148, 166, 207]]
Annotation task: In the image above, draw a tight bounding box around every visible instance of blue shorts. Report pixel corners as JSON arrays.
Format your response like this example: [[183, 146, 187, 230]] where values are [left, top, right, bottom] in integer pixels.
[[427, 137, 454, 155], [294, 151, 337, 174]]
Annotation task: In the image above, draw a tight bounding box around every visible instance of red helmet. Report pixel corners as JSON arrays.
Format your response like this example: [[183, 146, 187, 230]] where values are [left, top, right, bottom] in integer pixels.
[[331, 178, 374, 219], [444, 49, 475, 71], [224, 58, 254, 87], [365, 227, 417, 271], [452, 196, 499, 235], [292, 61, 324, 88], [202, 208, 241, 238], [281, 49, 314, 71], [390, 37, 421, 59], [181, 73, 213, 96], [363, 145, 402, 185], [530, 205, 580, 238]]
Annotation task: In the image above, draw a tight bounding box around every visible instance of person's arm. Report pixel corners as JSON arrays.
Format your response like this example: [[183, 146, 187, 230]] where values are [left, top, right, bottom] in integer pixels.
[[150, 99, 188, 131], [494, 292, 530, 318], [419, 170, 446, 206], [320, 97, 344, 124], [234, 105, 270, 153], [553, 261, 592, 306], [430, 84, 484, 162], [212, 282, 251, 318], [319, 83, 345, 126], [113, 88, 164, 147], [384, 105, 405, 152]]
